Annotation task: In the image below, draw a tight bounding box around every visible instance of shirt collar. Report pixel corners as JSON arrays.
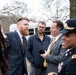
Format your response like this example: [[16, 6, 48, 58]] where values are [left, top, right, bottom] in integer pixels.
[[36, 33, 45, 39], [16, 30, 23, 41], [66, 47, 76, 53], [54, 34, 62, 42]]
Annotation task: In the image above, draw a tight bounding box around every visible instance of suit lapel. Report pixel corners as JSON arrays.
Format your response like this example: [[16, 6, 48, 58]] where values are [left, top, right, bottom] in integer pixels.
[[14, 31, 24, 55], [55, 35, 62, 44], [51, 35, 62, 52]]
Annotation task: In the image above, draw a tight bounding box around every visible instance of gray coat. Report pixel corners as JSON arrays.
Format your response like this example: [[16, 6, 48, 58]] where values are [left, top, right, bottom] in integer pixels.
[[46, 35, 66, 74], [5, 31, 28, 75]]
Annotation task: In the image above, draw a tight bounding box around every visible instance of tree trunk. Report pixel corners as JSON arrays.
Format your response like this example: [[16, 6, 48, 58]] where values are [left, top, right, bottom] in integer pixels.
[[70, 0, 76, 18]]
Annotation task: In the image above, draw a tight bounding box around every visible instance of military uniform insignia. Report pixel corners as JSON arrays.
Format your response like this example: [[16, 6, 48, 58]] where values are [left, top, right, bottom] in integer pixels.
[[72, 54, 76, 59], [65, 53, 68, 56], [70, 52, 72, 54], [64, 23, 74, 30], [58, 62, 63, 73]]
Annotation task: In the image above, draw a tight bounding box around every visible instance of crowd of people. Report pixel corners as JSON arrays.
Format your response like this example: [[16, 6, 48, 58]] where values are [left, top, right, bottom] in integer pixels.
[[0, 17, 76, 75]]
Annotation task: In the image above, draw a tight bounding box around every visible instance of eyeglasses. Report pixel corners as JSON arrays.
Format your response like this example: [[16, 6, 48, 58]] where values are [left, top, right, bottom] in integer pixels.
[[38, 26, 45, 29]]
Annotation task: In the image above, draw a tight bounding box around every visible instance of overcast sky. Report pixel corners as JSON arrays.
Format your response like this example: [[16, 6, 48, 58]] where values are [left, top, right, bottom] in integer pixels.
[[0, 0, 42, 17], [0, 0, 42, 10], [0, 0, 11, 9]]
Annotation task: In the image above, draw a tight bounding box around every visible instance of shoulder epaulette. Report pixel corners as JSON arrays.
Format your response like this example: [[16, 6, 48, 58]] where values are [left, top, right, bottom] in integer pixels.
[[72, 54, 76, 59]]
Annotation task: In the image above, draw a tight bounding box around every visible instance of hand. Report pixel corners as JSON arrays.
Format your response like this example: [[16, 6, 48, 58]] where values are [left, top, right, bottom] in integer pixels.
[[48, 72, 58, 75], [40, 51, 47, 59]]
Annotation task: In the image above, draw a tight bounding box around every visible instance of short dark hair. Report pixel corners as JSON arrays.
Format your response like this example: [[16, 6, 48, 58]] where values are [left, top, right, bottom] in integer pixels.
[[53, 20, 63, 30], [17, 17, 29, 23], [38, 21, 46, 26]]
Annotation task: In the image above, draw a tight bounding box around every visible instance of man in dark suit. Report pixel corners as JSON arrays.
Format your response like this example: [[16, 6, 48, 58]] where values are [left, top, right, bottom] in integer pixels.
[[5, 17, 29, 75], [41, 20, 66, 74], [48, 18, 76, 75]]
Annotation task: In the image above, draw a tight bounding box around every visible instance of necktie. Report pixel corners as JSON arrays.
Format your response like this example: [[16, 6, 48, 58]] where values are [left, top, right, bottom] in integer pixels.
[[22, 37, 26, 53], [43, 37, 56, 67]]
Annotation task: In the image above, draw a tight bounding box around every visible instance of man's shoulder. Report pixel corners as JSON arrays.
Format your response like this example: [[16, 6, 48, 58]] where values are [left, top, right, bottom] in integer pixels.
[[5, 31, 16, 38], [45, 35, 51, 40], [5, 31, 15, 35], [28, 35, 36, 40], [45, 35, 51, 38]]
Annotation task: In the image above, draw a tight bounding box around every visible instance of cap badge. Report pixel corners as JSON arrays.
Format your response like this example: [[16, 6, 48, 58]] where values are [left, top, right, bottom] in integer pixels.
[[64, 23, 74, 30], [72, 54, 76, 59]]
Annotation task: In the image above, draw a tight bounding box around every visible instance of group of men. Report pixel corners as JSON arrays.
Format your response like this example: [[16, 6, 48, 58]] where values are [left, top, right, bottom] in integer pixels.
[[5, 17, 76, 75]]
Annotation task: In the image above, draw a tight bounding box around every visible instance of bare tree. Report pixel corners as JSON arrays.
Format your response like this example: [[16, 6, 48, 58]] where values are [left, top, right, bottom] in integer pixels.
[[0, 1, 28, 23], [42, 0, 70, 21], [0, 1, 28, 32]]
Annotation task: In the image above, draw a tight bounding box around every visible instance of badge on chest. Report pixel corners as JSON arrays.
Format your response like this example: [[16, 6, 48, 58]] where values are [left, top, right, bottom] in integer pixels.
[[58, 62, 63, 73]]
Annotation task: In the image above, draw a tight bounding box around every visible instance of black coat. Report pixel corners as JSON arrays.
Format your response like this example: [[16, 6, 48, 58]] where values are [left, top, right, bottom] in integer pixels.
[[58, 47, 76, 75], [26, 34, 51, 67]]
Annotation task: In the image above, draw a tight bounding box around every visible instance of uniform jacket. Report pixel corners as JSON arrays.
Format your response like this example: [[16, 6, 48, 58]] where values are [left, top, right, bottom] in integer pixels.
[[58, 47, 76, 75], [46, 35, 66, 73], [5, 31, 28, 75]]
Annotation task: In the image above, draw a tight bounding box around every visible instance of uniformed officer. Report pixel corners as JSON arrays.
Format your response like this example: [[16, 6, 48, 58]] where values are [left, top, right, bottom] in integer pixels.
[[48, 18, 76, 75]]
